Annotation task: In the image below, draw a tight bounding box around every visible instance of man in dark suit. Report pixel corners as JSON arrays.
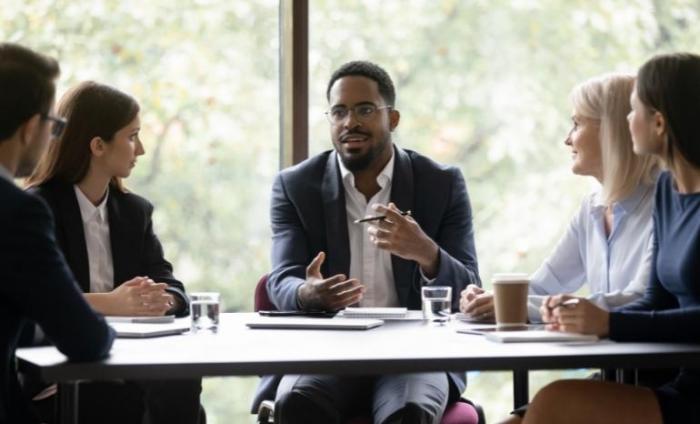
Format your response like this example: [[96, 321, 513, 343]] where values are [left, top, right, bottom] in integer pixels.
[[257, 61, 480, 424], [0, 43, 114, 424]]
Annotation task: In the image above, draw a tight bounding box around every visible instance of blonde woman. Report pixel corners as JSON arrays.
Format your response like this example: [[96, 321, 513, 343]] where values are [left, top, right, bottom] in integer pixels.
[[523, 51, 700, 424], [461, 74, 659, 323]]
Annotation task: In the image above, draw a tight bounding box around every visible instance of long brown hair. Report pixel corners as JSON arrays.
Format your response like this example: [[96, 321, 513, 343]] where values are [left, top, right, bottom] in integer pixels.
[[636, 52, 700, 169], [27, 81, 140, 191]]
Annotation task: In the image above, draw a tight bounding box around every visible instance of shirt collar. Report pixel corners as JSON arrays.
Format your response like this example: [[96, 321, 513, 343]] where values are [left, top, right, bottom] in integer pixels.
[[590, 183, 654, 216], [616, 183, 653, 214], [336, 149, 395, 190], [74, 185, 109, 223], [0, 164, 13, 183]]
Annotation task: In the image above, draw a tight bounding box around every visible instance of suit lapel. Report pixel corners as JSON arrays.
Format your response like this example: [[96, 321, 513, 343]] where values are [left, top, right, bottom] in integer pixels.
[[322, 153, 350, 278], [390, 147, 416, 306], [107, 187, 128, 287], [58, 184, 91, 293]]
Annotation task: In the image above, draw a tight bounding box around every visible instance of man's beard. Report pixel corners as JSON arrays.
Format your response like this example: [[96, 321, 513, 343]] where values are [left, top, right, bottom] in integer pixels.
[[338, 134, 389, 172]]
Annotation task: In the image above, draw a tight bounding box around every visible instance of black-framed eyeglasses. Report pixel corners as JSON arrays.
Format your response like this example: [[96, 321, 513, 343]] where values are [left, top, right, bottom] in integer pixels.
[[42, 113, 67, 138], [325, 104, 392, 125]]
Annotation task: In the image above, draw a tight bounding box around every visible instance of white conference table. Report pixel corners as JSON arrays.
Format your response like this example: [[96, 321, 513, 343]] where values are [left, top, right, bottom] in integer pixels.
[[17, 313, 700, 424]]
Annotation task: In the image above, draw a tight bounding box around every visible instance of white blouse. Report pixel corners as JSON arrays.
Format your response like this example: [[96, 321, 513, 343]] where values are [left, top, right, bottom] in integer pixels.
[[527, 182, 656, 322], [74, 186, 114, 294]]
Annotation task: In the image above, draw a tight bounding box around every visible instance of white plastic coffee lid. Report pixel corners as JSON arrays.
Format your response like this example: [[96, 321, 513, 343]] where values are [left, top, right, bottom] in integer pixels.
[[492, 273, 529, 283]]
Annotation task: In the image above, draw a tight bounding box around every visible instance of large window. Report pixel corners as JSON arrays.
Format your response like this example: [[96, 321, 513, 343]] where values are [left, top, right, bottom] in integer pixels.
[[4, 0, 700, 422]]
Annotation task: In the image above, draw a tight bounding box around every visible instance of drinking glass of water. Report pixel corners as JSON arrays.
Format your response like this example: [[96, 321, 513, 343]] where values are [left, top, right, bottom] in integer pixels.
[[190, 292, 220, 334], [422, 286, 452, 324]]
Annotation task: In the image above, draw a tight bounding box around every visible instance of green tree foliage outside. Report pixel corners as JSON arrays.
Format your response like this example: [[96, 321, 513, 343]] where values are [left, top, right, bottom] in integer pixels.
[[3, 0, 699, 422]]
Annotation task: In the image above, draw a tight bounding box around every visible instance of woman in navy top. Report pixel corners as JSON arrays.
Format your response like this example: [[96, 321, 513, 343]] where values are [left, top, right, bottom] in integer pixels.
[[512, 53, 700, 424]]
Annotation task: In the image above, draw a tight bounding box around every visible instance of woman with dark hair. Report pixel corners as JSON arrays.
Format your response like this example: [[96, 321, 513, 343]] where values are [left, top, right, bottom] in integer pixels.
[[26, 81, 203, 424], [517, 52, 700, 424], [27, 81, 186, 316]]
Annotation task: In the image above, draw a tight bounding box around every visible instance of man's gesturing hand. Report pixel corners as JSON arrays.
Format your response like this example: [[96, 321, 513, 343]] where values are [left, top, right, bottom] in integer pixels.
[[297, 251, 365, 311], [367, 203, 440, 277]]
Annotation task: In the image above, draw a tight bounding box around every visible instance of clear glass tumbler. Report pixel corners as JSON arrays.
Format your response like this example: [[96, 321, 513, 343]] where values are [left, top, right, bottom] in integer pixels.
[[190, 292, 220, 334]]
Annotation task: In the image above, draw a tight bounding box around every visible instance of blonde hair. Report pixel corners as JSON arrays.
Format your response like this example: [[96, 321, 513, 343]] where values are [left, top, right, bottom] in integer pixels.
[[570, 74, 659, 205]]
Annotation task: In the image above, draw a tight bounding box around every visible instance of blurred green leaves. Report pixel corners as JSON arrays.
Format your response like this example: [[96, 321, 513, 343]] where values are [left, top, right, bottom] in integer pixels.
[[4, 1, 699, 421]]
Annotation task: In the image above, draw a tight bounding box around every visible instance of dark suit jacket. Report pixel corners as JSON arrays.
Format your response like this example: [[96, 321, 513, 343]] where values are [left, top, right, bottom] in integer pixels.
[[30, 180, 189, 316], [0, 177, 114, 424], [252, 146, 480, 411]]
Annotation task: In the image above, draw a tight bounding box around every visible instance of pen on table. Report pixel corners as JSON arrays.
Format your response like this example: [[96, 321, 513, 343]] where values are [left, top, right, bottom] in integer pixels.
[[353, 210, 412, 224], [548, 298, 580, 310]]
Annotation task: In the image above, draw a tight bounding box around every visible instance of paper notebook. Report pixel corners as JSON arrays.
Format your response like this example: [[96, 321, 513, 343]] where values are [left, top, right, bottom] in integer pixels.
[[453, 313, 493, 324], [246, 317, 384, 330], [341, 307, 407, 319], [106, 315, 175, 324], [109, 321, 190, 338], [483, 330, 598, 343]]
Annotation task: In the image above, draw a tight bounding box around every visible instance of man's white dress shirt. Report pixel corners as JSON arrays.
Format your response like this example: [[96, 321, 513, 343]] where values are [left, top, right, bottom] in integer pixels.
[[337, 152, 400, 307]]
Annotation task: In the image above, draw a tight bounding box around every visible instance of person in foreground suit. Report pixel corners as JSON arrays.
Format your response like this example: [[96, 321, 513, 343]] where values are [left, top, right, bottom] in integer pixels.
[[0, 42, 114, 424], [516, 52, 700, 424], [260, 60, 480, 424], [25, 81, 202, 424]]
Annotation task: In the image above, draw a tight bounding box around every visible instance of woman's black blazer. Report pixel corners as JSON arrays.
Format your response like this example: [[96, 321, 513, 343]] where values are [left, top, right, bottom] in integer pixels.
[[30, 180, 189, 316]]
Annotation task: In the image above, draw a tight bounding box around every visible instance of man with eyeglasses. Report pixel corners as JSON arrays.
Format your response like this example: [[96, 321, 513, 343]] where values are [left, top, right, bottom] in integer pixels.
[[255, 61, 480, 424], [0, 42, 114, 424]]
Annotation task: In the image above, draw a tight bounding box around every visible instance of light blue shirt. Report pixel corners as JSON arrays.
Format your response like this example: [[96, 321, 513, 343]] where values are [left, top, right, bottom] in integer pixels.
[[527, 182, 656, 322]]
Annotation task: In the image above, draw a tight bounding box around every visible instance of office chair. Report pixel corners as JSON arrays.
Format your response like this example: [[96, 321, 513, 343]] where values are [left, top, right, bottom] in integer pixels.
[[253, 274, 485, 424]]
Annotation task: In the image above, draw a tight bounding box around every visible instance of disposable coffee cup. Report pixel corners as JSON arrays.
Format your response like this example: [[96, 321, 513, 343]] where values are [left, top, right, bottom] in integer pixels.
[[492, 273, 529, 328]]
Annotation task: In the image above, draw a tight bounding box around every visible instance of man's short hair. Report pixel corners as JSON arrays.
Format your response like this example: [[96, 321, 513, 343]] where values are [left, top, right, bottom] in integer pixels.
[[0, 43, 60, 141], [326, 60, 396, 106]]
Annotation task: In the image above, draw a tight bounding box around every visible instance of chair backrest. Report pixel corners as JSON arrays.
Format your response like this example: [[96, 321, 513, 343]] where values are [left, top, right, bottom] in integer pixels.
[[254, 274, 276, 312]]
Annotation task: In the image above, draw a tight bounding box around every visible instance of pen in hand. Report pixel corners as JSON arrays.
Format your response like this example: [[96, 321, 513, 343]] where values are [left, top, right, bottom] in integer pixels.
[[353, 210, 412, 224], [548, 298, 580, 310]]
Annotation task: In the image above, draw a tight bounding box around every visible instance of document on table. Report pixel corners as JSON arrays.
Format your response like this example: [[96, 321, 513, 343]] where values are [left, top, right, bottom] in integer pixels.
[[106, 315, 175, 324], [456, 325, 598, 343], [109, 320, 190, 338], [453, 312, 493, 324], [340, 307, 408, 319], [246, 317, 384, 330], [485, 330, 598, 343]]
